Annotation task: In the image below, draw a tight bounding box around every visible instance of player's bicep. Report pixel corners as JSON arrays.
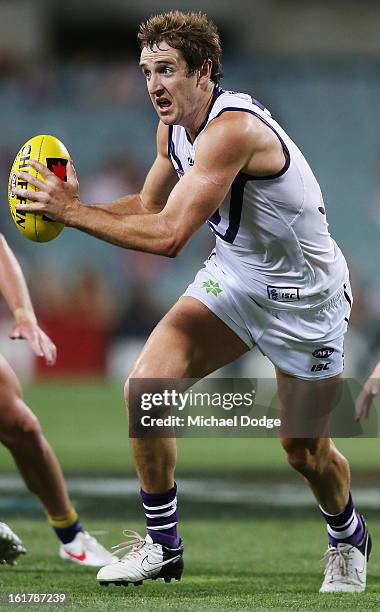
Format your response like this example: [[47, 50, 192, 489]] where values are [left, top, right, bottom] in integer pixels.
[[140, 122, 178, 212], [159, 119, 251, 251], [140, 152, 178, 212]]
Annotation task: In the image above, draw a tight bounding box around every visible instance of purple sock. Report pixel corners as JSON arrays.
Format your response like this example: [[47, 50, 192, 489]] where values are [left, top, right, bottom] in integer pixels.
[[141, 483, 180, 549], [320, 492, 365, 547]]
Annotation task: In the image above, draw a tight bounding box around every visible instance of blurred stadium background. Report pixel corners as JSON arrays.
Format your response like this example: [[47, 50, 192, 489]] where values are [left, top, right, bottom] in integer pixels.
[[0, 0, 379, 543]]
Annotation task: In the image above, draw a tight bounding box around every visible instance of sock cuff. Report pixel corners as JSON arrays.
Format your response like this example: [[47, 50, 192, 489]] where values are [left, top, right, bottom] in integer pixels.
[[140, 483, 177, 505], [47, 506, 78, 528], [319, 492, 353, 521], [327, 513, 358, 540]]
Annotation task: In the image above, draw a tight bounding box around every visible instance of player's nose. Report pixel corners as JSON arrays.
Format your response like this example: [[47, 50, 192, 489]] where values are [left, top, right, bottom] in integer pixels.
[[148, 73, 164, 95]]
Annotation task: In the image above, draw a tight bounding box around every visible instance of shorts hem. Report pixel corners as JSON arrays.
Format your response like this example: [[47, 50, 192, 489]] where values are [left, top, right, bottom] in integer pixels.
[[275, 366, 344, 381]]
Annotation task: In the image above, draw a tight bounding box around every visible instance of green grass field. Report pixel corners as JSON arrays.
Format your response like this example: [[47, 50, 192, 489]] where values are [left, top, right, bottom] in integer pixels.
[[0, 381, 379, 609], [0, 518, 379, 611]]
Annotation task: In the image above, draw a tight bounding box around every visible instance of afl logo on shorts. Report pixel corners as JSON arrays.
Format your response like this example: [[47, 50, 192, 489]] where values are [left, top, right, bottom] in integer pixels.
[[312, 347, 335, 359]]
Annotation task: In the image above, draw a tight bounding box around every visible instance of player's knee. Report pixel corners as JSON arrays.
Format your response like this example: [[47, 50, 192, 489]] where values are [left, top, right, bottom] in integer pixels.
[[124, 363, 152, 415], [281, 438, 328, 476], [0, 397, 42, 448], [283, 440, 310, 474], [124, 376, 138, 415], [124, 375, 140, 418]]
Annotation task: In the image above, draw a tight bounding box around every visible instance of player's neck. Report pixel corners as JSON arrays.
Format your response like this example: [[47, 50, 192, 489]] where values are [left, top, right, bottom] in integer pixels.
[[185, 84, 216, 143]]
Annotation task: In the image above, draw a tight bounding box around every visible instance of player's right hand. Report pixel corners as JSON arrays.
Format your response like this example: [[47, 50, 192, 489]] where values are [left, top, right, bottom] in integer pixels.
[[355, 361, 380, 420], [9, 321, 57, 366]]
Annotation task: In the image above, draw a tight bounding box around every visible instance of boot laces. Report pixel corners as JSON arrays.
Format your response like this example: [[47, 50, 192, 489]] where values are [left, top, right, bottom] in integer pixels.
[[111, 529, 147, 561], [322, 544, 354, 579]]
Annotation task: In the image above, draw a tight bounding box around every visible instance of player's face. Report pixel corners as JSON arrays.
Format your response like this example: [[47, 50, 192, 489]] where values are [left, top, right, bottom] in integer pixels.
[[139, 43, 201, 126]]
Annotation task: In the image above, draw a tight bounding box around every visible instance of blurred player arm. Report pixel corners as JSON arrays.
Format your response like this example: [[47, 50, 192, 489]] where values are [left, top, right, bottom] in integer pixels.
[[0, 234, 37, 324], [92, 122, 179, 215], [355, 360, 380, 420], [0, 234, 56, 364]]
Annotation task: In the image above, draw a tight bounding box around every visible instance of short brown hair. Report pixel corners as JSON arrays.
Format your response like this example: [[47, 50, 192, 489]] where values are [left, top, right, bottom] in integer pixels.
[[138, 10, 223, 84]]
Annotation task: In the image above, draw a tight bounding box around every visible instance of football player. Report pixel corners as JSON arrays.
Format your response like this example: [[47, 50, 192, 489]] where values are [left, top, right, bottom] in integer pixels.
[[13, 10, 370, 592]]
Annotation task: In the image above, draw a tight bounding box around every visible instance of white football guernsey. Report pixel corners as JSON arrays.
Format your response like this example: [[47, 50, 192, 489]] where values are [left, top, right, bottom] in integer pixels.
[[169, 87, 348, 311]]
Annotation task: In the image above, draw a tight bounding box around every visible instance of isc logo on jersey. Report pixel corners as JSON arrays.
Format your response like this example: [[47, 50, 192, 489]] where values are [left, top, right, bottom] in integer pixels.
[[267, 286, 300, 302], [8, 135, 70, 242]]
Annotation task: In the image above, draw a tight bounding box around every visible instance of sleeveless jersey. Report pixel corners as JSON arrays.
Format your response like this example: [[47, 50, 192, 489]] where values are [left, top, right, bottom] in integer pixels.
[[168, 87, 348, 310]]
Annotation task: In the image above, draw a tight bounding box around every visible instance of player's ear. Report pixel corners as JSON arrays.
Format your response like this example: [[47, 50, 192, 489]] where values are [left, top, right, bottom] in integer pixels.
[[198, 59, 212, 86]]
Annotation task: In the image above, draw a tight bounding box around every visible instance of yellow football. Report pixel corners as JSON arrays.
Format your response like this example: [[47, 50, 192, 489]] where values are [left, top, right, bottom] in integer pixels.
[[8, 134, 70, 242]]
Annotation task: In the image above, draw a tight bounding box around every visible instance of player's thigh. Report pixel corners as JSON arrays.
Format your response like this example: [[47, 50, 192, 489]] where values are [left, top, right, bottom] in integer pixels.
[[276, 367, 341, 443], [130, 296, 249, 380]]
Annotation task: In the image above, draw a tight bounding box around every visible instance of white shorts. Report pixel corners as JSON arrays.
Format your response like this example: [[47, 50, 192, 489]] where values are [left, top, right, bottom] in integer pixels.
[[183, 255, 352, 380]]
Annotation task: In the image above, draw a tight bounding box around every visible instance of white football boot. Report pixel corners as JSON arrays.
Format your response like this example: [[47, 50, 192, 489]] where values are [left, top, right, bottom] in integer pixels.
[[59, 531, 118, 567], [0, 522, 26, 565], [97, 530, 184, 586], [320, 525, 371, 593]]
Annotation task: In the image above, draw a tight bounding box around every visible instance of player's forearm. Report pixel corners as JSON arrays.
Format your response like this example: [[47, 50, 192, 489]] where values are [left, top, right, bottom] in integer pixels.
[[0, 236, 37, 323], [92, 193, 153, 216], [67, 205, 179, 256]]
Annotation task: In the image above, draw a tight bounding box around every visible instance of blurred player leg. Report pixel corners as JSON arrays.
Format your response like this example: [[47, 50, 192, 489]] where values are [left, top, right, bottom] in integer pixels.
[[0, 353, 116, 567], [97, 296, 249, 585], [277, 369, 371, 592], [0, 353, 72, 516]]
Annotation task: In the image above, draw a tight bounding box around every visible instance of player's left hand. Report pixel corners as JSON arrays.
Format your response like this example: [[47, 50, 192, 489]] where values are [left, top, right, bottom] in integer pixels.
[[355, 365, 380, 420], [12, 159, 80, 224], [9, 321, 57, 366]]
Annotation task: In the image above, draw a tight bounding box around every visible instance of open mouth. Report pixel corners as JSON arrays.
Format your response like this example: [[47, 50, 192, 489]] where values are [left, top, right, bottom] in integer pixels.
[[156, 98, 172, 111]]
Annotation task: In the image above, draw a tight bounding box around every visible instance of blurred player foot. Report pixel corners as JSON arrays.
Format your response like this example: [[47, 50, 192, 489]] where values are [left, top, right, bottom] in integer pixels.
[[97, 530, 184, 586], [320, 524, 371, 593], [59, 531, 117, 567], [0, 522, 26, 565]]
